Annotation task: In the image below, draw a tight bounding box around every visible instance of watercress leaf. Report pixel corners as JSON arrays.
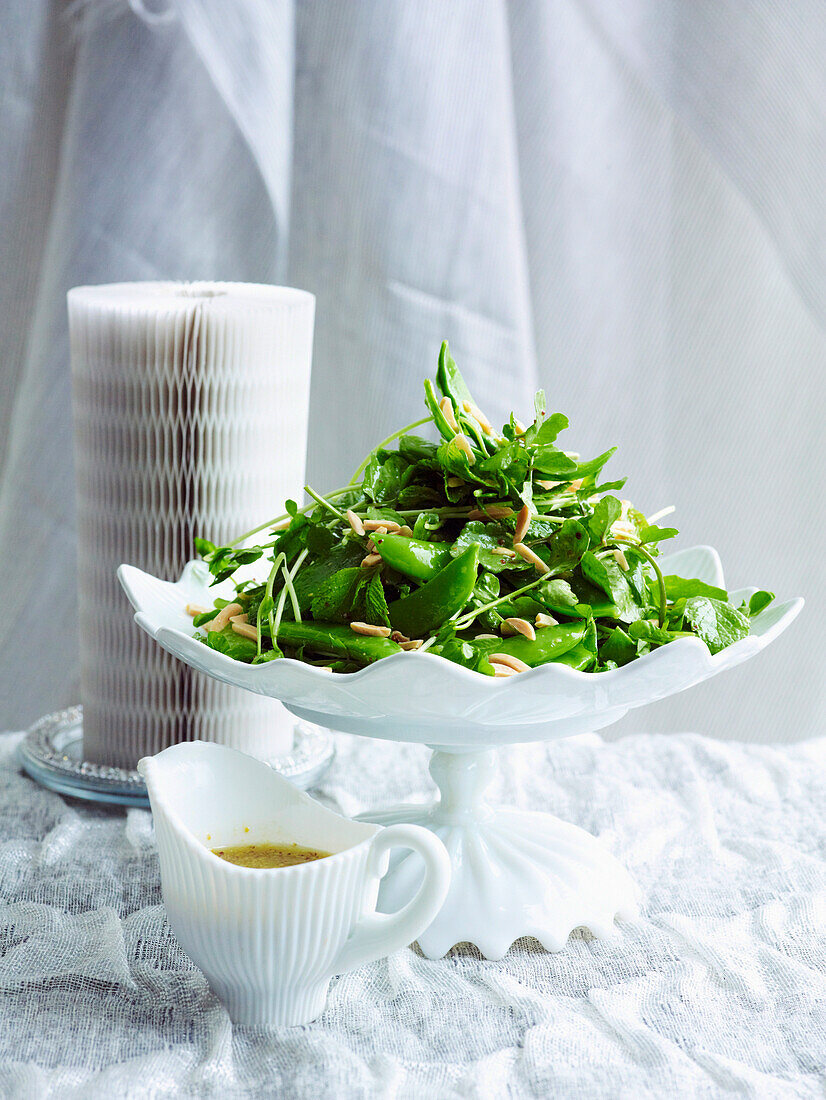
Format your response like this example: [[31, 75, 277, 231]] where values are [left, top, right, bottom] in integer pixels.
[[202, 626, 258, 663], [194, 537, 216, 558], [683, 596, 750, 654], [599, 627, 637, 666], [396, 482, 443, 509], [588, 496, 622, 544], [252, 649, 282, 664], [436, 437, 479, 482], [452, 521, 531, 573], [285, 499, 298, 518], [233, 547, 264, 566], [628, 620, 682, 646], [536, 577, 582, 614], [664, 576, 728, 602], [568, 447, 617, 484], [532, 413, 569, 447], [430, 636, 494, 675], [639, 524, 678, 544], [580, 551, 643, 622], [543, 518, 590, 574], [532, 445, 577, 476], [747, 590, 774, 617]]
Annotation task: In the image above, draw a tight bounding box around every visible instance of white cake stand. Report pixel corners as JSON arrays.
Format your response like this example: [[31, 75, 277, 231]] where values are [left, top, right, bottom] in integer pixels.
[[119, 547, 802, 959]]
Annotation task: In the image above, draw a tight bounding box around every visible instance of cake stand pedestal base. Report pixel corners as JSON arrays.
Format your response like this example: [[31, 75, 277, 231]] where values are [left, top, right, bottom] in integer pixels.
[[359, 747, 640, 960]]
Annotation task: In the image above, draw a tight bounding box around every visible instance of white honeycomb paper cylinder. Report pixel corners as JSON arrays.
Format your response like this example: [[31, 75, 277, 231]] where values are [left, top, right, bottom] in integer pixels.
[[68, 282, 315, 769]]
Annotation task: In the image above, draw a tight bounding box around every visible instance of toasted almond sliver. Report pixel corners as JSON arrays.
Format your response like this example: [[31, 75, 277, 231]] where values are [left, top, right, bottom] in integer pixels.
[[613, 548, 630, 571], [350, 621, 392, 638], [185, 603, 209, 617], [390, 630, 410, 644], [363, 520, 399, 533], [569, 478, 584, 492], [535, 613, 558, 628], [439, 397, 460, 433], [446, 476, 464, 488], [231, 621, 258, 640], [491, 661, 518, 677], [514, 503, 531, 545], [229, 612, 249, 625], [489, 652, 531, 673], [474, 633, 499, 640], [398, 525, 414, 537], [399, 639, 424, 651], [536, 479, 560, 491], [360, 553, 382, 568], [346, 508, 366, 537], [462, 400, 494, 435], [497, 547, 518, 558], [206, 602, 244, 632], [502, 617, 536, 641], [513, 543, 550, 574], [450, 433, 476, 466]]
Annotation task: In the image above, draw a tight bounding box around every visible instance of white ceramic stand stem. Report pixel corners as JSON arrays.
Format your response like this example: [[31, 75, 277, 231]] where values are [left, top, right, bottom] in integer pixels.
[[360, 745, 640, 960]]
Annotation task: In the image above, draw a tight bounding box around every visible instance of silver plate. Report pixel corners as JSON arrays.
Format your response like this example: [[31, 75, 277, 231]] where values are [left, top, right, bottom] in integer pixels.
[[18, 706, 336, 808]]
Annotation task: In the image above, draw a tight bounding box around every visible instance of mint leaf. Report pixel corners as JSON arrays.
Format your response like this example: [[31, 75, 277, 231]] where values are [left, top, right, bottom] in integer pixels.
[[310, 567, 364, 622], [364, 571, 391, 627], [747, 590, 774, 617]]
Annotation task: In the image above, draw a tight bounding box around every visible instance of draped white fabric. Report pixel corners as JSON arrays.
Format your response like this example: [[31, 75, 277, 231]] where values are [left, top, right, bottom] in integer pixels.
[[0, 0, 823, 740]]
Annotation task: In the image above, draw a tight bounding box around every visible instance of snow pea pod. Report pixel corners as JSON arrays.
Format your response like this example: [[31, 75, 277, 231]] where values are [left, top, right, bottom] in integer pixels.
[[372, 532, 452, 581], [275, 621, 401, 664], [476, 622, 586, 668], [388, 544, 480, 638]]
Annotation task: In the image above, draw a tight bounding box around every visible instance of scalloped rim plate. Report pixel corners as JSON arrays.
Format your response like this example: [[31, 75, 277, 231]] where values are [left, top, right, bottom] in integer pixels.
[[117, 547, 803, 747]]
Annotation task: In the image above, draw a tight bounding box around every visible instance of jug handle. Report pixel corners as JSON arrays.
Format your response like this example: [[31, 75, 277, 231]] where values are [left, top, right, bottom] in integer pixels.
[[331, 824, 450, 974]]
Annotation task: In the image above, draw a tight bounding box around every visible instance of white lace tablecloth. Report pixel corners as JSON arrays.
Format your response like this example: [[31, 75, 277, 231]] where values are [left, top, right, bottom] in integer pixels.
[[0, 727, 824, 1099]]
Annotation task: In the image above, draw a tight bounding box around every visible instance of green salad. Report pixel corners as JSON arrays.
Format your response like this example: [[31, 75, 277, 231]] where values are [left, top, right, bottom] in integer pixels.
[[191, 343, 773, 676]]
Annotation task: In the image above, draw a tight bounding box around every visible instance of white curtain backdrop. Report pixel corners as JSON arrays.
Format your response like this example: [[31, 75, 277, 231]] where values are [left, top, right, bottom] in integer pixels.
[[1, 0, 823, 742]]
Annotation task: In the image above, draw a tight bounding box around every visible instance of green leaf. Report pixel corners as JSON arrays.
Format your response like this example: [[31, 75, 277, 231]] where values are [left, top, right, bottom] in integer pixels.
[[639, 524, 678, 544], [202, 627, 258, 663], [452, 521, 531, 574], [747, 590, 774, 617], [568, 447, 617, 484], [599, 627, 637, 666], [194, 537, 216, 558], [430, 637, 495, 675], [435, 340, 474, 407], [293, 541, 365, 611], [362, 453, 409, 503], [397, 434, 441, 467], [536, 577, 584, 615], [588, 496, 622, 544], [683, 596, 750, 654], [627, 620, 685, 646], [663, 576, 727, 603], [541, 518, 590, 575], [580, 551, 643, 623], [532, 445, 577, 477], [364, 571, 391, 627], [413, 511, 443, 539], [310, 567, 364, 623], [306, 526, 336, 556]]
